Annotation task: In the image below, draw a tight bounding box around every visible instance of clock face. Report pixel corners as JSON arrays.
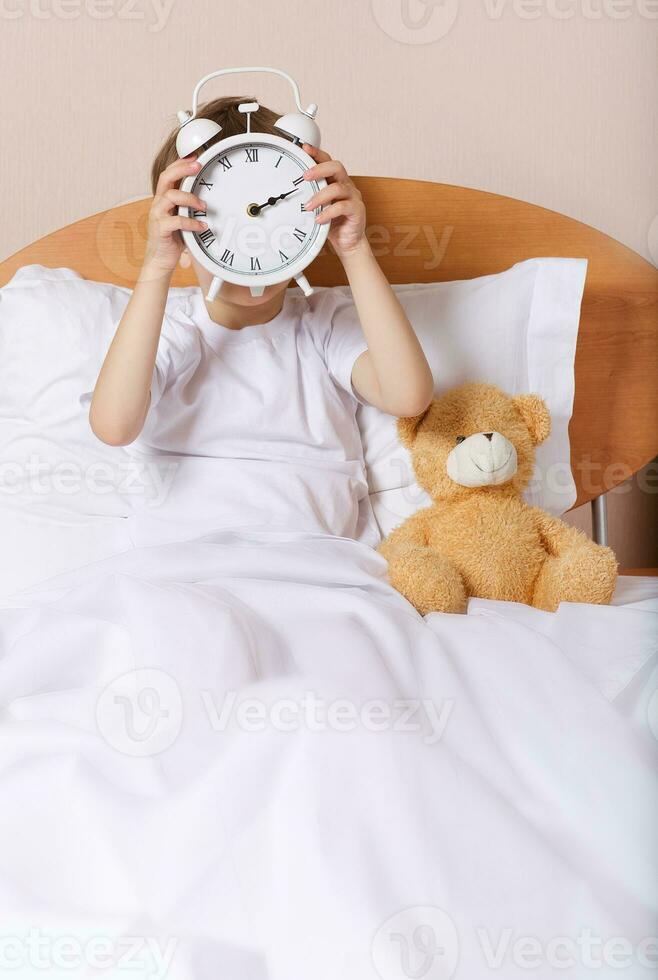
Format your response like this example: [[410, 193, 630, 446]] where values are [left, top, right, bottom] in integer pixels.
[[180, 134, 328, 286]]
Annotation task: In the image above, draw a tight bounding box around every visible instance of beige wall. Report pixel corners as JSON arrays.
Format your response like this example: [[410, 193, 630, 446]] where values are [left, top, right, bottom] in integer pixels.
[[2, 0, 656, 563]]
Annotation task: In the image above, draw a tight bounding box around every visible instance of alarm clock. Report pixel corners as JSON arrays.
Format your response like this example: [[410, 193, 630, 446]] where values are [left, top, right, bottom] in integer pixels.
[[175, 67, 330, 300]]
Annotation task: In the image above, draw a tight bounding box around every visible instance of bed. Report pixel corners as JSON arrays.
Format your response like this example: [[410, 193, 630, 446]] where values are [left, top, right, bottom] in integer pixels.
[[0, 180, 657, 979]]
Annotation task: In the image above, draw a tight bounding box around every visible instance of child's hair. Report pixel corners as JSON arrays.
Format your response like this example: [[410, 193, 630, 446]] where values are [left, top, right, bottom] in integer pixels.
[[150, 96, 281, 194]]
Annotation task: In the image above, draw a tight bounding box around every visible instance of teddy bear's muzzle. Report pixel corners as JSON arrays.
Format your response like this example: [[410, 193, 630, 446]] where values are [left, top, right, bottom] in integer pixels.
[[446, 431, 518, 488]]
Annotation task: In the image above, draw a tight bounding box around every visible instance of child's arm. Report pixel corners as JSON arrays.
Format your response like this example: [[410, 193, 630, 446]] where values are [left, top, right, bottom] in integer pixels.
[[89, 157, 207, 445], [303, 147, 434, 418]]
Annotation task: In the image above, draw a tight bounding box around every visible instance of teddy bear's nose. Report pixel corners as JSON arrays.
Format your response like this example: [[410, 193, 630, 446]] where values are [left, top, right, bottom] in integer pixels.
[[483, 432, 494, 441]]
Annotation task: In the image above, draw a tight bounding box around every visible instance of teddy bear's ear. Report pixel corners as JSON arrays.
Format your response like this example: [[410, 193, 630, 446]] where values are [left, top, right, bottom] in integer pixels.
[[512, 393, 551, 445], [397, 408, 431, 448]]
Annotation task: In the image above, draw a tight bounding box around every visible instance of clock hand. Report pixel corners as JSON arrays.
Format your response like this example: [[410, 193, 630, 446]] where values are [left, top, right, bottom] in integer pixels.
[[249, 188, 299, 216]]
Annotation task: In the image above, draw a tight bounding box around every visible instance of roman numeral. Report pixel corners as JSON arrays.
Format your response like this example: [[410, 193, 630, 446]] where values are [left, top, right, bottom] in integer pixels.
[[301, 203, 306, 212], [292, 228, 307, 243], [278, 250, 288, 263], [193, 209, 207, 218], [199, 179, 213, 190], [218, 156, 232, 171], [199, 229, 215, 246], [245, 148, 259, 163], [275, 155, 283, 168], [250, 257, 261, 271], [292, 176, 304, 186], [220, 249, 234, 266]]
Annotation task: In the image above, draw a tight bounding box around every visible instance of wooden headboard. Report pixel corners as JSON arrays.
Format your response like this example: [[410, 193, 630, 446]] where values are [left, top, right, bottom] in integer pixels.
[[1, 177, 656, 508]]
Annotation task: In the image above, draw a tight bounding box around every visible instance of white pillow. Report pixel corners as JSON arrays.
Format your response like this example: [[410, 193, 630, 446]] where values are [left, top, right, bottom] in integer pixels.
[[368, 486, 432, 540], [0, 265, 193, 524], [352, 258, 587, 520], [1, 259, 584, 533]]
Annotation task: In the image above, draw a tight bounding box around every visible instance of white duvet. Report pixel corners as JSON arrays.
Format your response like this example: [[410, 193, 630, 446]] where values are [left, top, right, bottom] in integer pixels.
[[0, 520, 657, 980]]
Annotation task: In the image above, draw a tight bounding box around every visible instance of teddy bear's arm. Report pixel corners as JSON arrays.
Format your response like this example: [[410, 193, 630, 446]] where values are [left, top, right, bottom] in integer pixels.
[[380, 510, 430, 552], [530, 508, 618, 611], [532, 508, 607, 556], [379, 511, 466, 615]]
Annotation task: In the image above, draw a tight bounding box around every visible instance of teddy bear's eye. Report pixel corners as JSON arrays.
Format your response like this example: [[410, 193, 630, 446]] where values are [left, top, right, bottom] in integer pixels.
[[455, 435, 466, 444]]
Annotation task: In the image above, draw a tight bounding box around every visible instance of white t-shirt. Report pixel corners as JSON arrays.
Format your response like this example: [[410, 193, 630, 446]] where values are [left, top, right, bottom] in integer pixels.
[[126, 288, 378, 545]]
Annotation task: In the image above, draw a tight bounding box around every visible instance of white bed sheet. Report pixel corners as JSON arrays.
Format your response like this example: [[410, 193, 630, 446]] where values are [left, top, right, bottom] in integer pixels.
[[0, 520, 656, 980]]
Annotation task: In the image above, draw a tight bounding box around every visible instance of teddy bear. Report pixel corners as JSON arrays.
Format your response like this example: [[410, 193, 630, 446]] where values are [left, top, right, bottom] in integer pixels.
[[379, 382, 618, 615]]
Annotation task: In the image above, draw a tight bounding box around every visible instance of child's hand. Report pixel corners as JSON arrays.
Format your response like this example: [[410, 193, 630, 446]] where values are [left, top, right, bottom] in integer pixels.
[[144, 157, 208, 276], [302, 145, 367, 258]]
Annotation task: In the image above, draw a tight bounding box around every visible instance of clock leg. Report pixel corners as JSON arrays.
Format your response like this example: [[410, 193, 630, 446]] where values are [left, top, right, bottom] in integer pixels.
[[206, 276, 224, 301], [295, 274, 314, 298], [249, 286, 265, 298]]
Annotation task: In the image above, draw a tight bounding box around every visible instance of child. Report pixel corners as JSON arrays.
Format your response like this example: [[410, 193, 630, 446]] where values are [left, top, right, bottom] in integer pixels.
[[89, 97, 433, 540]]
